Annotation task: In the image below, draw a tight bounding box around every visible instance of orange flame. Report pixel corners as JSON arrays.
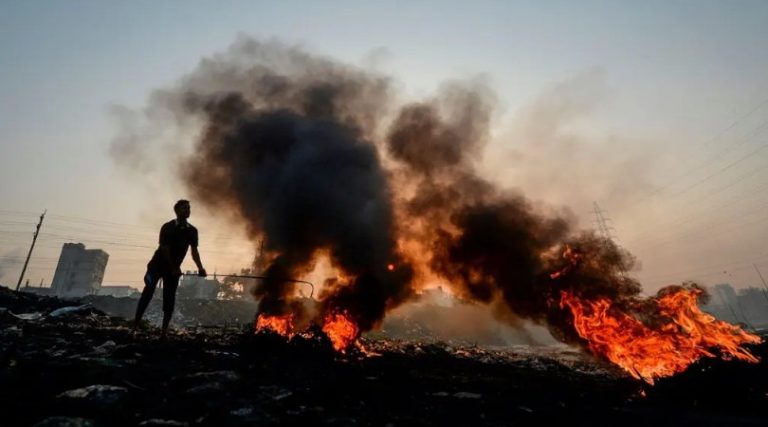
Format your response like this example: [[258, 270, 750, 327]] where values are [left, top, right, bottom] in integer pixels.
[[560, 289, 762, 384], [550, 244, 581, 279], [322, 310, 360, 353], [255, 313, 294, 337]]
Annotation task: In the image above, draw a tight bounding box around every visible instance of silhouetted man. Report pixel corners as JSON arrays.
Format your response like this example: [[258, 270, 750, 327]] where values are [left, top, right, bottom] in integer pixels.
[[134, 199, 206, 337]]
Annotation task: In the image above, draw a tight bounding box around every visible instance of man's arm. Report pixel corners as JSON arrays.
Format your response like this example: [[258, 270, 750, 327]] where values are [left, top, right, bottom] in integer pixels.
[[191, 246, 206, 277]]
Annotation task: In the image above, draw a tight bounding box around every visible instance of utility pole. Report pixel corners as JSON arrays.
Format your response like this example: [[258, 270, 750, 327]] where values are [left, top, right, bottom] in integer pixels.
[[15, 210, 46, 291]]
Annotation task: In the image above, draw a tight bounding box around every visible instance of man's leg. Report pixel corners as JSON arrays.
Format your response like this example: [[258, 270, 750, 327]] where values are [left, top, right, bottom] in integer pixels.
[[134, 270, 160, 329], [161, 274, 180, 336]]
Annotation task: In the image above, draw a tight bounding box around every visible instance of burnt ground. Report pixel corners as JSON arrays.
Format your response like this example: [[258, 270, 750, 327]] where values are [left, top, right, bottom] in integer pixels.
[[1, 287, 766, 427]]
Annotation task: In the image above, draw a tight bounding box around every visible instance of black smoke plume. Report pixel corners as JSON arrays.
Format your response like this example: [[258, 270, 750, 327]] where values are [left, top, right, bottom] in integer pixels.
[[172, 40, 413, 330]]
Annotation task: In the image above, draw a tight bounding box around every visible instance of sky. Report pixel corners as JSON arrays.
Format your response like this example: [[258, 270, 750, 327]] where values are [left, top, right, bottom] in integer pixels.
[[1, 0, 767, 294]]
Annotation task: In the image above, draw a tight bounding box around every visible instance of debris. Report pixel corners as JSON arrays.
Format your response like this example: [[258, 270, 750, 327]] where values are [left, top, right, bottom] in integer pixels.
[[137, 420, 189, 426], [57, 385, 129, 409], [230, 407, 253, 416], [3, 325, 22, 337], [33, 417, 96, 427], [205, 349, 239, 358], [92, 340, 117, 355], [173, 370, 240, 388], [10, 311, 44, 321], [273, 390, 293, 401], [184, 382, 225, 396], [453, 392, 482, 399], [49, 304, 92, 317], [1, 286, 766, 426]]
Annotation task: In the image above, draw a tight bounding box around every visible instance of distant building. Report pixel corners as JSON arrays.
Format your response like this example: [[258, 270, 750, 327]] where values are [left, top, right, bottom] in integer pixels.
[[739, 287, 768, 328], [177, 271, 221, 300], [98, 285, 140, 298], [702, 283, 768, 329], [50, 243, 109, 298]]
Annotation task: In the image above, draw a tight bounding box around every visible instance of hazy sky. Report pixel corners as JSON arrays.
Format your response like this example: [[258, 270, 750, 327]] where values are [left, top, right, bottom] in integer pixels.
[[1, 1, 767, 294]]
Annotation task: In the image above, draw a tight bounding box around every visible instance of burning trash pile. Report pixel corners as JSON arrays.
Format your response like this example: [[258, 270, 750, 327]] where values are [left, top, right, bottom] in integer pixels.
[[109, 38, 764, 384]]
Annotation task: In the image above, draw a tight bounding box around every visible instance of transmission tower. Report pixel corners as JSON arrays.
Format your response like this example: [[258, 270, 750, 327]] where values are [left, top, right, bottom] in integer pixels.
[[592, 202, 628, 277], [592, 202, 616, 243]]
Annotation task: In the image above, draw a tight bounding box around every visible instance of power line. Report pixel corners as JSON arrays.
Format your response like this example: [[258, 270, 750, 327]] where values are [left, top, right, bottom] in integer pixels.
[[667, 118, 768, 195], [668, 138, 768, 198], [618, 99, 768, 210], [625, 200, 768, 249], [622, 173, 768, 242], [641, 255, 768, 284]]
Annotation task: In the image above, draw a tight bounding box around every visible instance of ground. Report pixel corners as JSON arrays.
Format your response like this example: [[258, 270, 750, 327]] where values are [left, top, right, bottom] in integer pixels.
[[1, 287, 766, 426]]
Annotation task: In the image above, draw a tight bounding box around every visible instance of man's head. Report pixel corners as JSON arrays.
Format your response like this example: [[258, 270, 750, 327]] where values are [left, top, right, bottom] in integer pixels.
[[174, 199, 191, 220]]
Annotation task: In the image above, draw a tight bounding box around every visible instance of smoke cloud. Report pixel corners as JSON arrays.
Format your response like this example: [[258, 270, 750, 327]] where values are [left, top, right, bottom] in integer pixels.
[[111, 37, 644, 343]]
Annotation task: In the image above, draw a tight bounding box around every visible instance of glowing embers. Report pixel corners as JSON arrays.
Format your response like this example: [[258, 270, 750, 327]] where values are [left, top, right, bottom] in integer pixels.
[[560, 288, 762, 384], [255, 314, 295, 337], [322, 310, 360, 353]]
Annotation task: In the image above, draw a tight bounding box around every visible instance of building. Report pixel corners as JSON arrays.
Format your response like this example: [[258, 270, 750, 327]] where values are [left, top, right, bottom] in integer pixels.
[[50, 243, 109, 298], [702, 283, 768, 330], [177, 271, 221, 300]]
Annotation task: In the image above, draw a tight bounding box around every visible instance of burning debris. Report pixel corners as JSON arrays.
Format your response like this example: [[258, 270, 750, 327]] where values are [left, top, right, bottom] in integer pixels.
[[255, 313, 294, 337], [111, 38, 763, 381], [560, 285, 762, 384], [321, 310, 360, 353]]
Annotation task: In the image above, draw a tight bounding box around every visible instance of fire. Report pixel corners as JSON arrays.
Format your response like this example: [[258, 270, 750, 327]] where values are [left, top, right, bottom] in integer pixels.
[[254, 310, 363, 354], [560, 288, 762, 384], [550, 244, 581, 279], [322, 310, 360, 353], [387, 263, 395, 271], [255, 313, 294, 337]]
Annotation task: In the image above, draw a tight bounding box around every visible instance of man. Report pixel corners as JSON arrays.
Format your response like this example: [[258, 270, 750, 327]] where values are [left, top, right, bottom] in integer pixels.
[[134, 199, 206, 337]]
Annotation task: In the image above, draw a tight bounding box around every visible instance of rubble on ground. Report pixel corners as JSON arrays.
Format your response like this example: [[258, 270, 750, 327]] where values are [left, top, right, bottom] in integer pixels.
[[1, 286, 766, 426], [77, 294, 258, 328]]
